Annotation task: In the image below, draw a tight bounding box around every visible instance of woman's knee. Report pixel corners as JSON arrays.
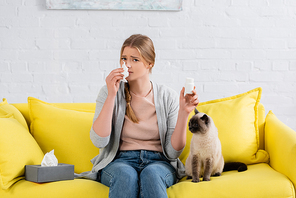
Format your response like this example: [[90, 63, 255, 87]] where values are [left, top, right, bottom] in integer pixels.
[[101, 162, 139, 198], [101, 162, 138, 187], [140, 162, 176, 187]]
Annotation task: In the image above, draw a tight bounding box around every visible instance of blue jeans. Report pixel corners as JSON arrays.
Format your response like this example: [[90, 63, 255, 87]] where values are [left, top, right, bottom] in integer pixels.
[[99, 150, 177, 198]]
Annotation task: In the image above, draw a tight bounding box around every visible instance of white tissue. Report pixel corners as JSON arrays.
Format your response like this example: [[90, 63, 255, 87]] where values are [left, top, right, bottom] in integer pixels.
[[41, 150, 58, 167], [121, 61, 129, 82]]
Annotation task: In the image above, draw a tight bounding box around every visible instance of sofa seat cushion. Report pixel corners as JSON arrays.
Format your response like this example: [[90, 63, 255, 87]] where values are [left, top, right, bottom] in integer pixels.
[[1, 164, 293, 198], [167, 163, 294, 198], [0, 179, 108, 198]]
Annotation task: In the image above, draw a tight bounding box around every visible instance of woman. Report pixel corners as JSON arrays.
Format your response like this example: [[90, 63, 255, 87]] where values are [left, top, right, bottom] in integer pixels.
[[90, 34, 199, 198]]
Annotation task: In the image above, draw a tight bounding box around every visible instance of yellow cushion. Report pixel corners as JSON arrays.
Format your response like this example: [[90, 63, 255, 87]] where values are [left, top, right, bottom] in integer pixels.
[[0, 179, 109, 198], [167, 163, 294, 198], [180, 88, 269, 165], [28, 97, 99, 174], [0, 117, 44, 190], [0, 108, 10, 117], [265, 111, 296, 186], [0, 98, 28, 130], [10, 103, 96, 128]]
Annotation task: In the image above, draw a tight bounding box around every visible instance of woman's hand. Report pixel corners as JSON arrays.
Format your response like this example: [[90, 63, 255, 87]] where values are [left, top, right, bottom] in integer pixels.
[[170, 87, 199, 151], [105, 68, 124, 97], [93, 68, 124, 139], [179, 87, 199, 115]]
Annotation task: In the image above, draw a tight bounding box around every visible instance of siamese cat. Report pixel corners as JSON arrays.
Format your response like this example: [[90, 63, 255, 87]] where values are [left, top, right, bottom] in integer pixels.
[[185, 109, 247, 183]]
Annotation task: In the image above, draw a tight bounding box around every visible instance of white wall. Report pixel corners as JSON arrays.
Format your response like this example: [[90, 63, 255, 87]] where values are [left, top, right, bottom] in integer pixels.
[[0, 0, 296, 131]]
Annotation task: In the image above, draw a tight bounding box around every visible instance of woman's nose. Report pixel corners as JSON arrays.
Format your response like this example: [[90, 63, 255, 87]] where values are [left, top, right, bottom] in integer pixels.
[[126, 61, 131, 68]]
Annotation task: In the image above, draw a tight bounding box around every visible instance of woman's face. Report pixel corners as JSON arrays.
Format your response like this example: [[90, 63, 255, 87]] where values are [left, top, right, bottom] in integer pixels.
[[121, 46, 151, 82]]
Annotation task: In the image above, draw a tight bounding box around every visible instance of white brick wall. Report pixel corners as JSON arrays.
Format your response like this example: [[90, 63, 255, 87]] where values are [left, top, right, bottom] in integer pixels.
[[0, 0, 296, 131]]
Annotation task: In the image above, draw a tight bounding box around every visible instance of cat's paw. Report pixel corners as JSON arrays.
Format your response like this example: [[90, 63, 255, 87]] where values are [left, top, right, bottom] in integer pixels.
[[203, 177, 211, 181], [192, 178, 200, 183]]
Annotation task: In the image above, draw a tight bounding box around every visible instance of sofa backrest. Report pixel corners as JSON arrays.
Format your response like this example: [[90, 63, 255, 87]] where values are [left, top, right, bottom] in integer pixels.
[[12, 102, 266, 150], [11, 103, 95, 126]]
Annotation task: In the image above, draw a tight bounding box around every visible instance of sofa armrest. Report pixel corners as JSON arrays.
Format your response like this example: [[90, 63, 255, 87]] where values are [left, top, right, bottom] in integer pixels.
[[265, 110, 296, 186]]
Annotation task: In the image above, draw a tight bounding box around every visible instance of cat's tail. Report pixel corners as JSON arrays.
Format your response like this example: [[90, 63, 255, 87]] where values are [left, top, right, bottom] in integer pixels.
[[223, 162, 247, 172]]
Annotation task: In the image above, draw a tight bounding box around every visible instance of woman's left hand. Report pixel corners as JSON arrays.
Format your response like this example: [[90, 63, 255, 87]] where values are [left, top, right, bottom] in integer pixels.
[[171, 87, 199, 151], [179, 87, 199, 115]]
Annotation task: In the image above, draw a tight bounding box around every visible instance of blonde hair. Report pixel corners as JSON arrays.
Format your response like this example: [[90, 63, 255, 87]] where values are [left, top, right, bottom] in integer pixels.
[[121, 34, 155, 123]]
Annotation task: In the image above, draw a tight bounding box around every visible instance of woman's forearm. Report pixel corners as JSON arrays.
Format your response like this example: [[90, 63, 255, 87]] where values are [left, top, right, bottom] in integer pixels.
[[171, 87, 199, 152], [171, 110, 190, 151], [92, 95, 116, 138]]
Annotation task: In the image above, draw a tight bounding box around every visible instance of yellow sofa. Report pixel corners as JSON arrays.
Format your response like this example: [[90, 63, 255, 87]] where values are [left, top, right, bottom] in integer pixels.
[[0, 87, 295, 198]]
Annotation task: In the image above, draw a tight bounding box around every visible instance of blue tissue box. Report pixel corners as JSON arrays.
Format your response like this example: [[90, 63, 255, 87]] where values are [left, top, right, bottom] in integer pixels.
[[25, 163, 74, 183]]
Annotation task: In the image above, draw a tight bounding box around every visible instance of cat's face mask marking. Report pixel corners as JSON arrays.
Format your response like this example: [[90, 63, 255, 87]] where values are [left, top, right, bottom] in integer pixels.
[[188, 109, 210, 134]]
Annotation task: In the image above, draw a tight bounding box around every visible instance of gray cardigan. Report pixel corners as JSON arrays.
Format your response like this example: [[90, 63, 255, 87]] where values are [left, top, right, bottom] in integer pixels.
[[76, 81, 186, 180]]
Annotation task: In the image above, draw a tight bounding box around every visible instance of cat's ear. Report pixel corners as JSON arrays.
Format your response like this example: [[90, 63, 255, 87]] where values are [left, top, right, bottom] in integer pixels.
[[201, 114, 209, 125], [194, 108, 199, 115]]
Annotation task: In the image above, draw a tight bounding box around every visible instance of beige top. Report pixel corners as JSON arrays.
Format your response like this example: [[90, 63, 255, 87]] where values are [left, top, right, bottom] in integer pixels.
[[120, 88, 162, 152]]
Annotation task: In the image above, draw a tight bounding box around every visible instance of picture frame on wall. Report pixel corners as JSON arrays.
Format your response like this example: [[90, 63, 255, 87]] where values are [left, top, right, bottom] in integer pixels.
[[46, 0, 183, 11]]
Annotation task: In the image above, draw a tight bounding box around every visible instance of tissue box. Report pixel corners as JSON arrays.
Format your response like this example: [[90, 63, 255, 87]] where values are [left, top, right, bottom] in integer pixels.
[[25, 163, 74, 183]]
